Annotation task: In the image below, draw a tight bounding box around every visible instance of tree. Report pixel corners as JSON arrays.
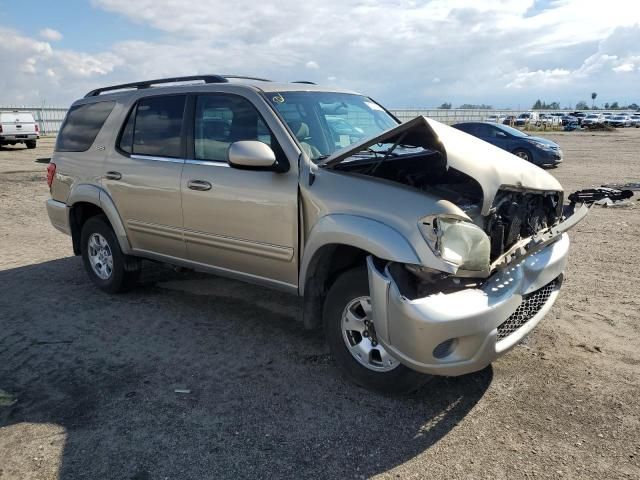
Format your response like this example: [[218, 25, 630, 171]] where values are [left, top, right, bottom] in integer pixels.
[[576, 101, 589, 110], [591, 92, 598, 108], [532, 99, 543, 109], [604, 102, 610, 109], [438, 102, 452, 109], [458, 103, 493, 109], [628, 103, 639, 111], [610, 101, 619, 110]]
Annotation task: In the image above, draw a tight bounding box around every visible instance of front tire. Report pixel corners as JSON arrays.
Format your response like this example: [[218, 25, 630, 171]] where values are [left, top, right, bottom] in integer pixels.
[[513, 148, 532, 163], [81, 215, 140, 293], [323, 266, 429, 394]]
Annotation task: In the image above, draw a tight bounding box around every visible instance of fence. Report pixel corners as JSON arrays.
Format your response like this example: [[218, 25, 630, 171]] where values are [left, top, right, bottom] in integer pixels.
[[0, 106, 578, 135], [0, 106, 68, 135]]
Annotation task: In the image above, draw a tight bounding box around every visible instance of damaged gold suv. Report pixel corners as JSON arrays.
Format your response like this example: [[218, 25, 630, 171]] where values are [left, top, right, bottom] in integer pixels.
[[46, 75, 589, 393]]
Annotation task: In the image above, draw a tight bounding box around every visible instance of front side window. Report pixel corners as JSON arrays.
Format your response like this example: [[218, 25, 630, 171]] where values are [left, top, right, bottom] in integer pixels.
[[119, 95, 186, 158], [194, 94, 274, 162], [267, 92, 398, 162], [55, 101, 115, 152]]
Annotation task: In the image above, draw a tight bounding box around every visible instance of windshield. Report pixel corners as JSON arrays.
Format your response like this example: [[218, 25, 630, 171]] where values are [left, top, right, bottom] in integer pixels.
[[267, 92, 398, 162], [495, 123, 529, 138]]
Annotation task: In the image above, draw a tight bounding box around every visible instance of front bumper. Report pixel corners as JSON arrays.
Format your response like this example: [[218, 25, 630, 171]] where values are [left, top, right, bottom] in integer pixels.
[[533, 148, 562, 166], [367, 233, 570, 376]]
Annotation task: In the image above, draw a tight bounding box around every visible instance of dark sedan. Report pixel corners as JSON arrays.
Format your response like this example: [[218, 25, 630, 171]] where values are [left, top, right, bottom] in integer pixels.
[[452, 121, 562, 168]]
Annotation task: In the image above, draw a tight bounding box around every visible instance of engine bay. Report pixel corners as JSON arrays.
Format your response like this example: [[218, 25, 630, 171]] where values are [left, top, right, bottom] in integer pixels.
[[334, 149, 562, 260]]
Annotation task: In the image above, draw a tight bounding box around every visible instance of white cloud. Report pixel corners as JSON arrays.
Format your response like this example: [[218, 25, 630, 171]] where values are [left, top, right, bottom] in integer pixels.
[[1, 1, 639, 107], [39, 28, 63, 42], [613, 63, 635, 72]]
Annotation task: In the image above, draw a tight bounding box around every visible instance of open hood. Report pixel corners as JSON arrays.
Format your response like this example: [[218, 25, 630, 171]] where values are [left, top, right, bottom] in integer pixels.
[[319, 116, 563, 215]]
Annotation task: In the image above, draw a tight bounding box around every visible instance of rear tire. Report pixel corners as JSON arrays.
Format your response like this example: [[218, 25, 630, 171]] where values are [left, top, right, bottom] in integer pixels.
[[81, 215, 140, 293], [25, 140, 36, 149], [323, 266, 430, 394]]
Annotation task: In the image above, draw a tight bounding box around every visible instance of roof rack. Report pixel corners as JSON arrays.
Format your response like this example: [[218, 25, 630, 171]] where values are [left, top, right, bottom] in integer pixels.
[[291, 81, 316, 85], [84, 75, 229, 97], [223, 75, 272, 82]]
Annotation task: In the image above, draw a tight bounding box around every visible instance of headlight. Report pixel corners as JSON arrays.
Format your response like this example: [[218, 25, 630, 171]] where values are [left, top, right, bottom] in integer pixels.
[[530, 141, 555, 151], [418, 215, 491, 272]]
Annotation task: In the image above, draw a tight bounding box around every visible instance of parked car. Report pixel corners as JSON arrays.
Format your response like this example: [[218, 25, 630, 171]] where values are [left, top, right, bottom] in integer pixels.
[[561, 115, 577, 126], [569, 112, 587, 125], [581, 113, 605, 127], [502, 115, 516, 126], [0, 111, 39, 148], [629, 114, 640, 127], [485, 114, 506, 123], [514, 112, 539, 126], [45, 75, 588, 393], [452, 121, 563, 167], [609, 115, 632, 127]]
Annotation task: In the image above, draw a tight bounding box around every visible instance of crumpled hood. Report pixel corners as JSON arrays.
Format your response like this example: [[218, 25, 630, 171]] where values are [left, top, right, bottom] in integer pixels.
[[320, 116, 563, 215]]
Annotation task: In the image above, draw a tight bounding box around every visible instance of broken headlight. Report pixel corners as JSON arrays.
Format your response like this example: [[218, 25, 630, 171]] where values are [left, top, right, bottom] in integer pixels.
[[418, 215, 491, 272]]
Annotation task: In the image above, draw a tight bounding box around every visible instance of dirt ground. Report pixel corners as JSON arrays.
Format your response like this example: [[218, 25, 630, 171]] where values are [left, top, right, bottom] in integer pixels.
[[0, 132, 638, 480]]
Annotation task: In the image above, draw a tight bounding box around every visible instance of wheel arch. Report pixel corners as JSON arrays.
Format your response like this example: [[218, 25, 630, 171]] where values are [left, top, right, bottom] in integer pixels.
[[299, 214, 420, 330], [68, 184, 131, 255]]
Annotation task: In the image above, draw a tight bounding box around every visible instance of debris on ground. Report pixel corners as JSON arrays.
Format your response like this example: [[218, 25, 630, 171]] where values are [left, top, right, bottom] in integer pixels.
[[601, 182, 640, 192], [174, 389, 191, 394], [568, 187, 634, 206]]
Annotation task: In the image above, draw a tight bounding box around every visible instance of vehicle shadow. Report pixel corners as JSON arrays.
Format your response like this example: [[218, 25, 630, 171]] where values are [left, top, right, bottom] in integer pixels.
[[0, 257, 492, 479]]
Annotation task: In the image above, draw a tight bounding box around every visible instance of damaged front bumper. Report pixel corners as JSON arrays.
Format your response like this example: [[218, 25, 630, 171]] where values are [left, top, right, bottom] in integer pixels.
[[366, 203, 588, 376]]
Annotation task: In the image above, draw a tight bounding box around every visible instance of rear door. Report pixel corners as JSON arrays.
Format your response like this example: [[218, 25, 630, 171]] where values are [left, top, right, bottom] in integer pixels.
[[102, 94, 187, 259], [180, 93, 299, 288]]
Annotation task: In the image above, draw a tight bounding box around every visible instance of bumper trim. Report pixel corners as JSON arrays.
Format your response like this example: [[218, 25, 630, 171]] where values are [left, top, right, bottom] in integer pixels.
[[46, 199, 71, 235]]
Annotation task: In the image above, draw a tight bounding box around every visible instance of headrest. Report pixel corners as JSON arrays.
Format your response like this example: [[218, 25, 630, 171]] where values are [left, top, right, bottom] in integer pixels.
[[288, 121, 310, 140]]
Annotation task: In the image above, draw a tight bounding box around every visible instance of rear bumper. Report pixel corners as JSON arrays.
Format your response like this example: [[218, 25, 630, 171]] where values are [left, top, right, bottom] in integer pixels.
[[0, 134, 38, 141], [367, 233, 570, 376], [46, 199, 71, 235]]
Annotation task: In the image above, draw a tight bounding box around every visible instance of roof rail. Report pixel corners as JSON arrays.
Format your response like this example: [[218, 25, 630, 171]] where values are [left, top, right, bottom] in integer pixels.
[[223, 75, 272, 82], [84, 75, 229, 97], [291, 81, 316, 85]]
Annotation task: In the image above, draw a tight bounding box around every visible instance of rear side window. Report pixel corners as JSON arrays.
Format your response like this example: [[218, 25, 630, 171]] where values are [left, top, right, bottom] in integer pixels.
[[118, 95, 186, 158], [55, 101, 115, 152]]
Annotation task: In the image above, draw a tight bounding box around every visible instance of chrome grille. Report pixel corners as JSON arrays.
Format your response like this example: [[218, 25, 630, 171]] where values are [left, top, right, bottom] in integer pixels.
[[497, 279, 559, 341]]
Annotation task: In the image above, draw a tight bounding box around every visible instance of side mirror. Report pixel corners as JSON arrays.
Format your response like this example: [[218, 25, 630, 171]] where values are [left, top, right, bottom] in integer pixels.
[[227, 140, 276, 169]]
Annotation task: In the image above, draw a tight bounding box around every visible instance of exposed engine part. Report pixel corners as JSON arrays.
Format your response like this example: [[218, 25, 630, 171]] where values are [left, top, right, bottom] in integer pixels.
[[486, 190, 561, 260]]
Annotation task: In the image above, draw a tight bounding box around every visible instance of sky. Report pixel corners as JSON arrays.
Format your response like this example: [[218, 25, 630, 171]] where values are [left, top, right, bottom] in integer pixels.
[[0, 0, 639, 108]]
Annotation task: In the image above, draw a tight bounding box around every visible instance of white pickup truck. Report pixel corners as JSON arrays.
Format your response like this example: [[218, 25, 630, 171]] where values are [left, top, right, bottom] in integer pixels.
[[0, 111, 39, 149]]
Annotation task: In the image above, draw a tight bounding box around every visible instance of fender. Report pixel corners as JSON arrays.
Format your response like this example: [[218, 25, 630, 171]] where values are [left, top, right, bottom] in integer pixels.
[[299, 213, 420, 295], [68, 183, 132, 254]]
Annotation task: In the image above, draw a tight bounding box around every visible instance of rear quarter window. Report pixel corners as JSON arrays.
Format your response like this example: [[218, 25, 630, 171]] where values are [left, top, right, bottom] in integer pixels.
[[55, 101, 115, 152]]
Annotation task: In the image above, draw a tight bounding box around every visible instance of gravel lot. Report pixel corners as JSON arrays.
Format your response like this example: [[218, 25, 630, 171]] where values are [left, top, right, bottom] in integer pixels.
[[1, 132, 639, 480]]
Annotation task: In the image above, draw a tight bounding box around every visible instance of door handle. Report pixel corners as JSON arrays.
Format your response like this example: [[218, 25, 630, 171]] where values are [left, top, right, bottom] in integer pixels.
[[187, 180, 212, 191], [105, 171, 122, 180]]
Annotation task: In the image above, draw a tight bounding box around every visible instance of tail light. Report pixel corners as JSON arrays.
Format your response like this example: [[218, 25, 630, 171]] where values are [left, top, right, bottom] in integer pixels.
[[0, 124, 3, 133], [47, 163, 56, 189], [35, 124, 40, 134]]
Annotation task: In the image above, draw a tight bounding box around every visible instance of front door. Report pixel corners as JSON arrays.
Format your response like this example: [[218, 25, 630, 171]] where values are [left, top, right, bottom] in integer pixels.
[[102, 94, 187, 258], [180, 93, 298, 289]]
